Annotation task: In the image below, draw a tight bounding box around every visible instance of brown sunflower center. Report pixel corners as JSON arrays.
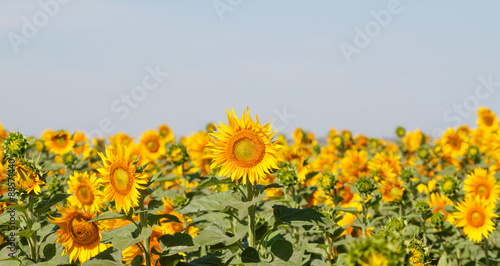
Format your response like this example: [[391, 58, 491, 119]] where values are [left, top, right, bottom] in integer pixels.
[[76, 184, 94, 204], [483, 116, 493, 126], [111, 167, 133, 195], [476, 184, 490, 198], [146, 140, 159, 152], [467, 209, 485, 227], [68, 215, 99, 245], [449, 135, 461, 149], [54, 134, 68, 147], [229, 131, 266, 168]]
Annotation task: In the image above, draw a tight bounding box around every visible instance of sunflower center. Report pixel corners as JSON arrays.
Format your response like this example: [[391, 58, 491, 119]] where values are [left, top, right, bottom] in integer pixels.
[[76, 184, 94, 204], [476, 184, 490, 198], [68, 215, 99, 245], [468, 210, 485, 227], [443, 181, 453, 192], [146, 140, 159, 152], [229, 131, 266, 168], [54, 135, 68, 147], [111, 167, 133, 195], [483, 116, 493, 126], [449, 136, 461, 149], [389, 186, 402, 199]]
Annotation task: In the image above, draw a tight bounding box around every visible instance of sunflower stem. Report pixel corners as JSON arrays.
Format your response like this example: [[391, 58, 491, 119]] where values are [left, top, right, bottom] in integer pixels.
[[483, 238, 490, 266], [139, 197, 151, 266], [246, 177, 256, 248], [28, 194, 38, 262]]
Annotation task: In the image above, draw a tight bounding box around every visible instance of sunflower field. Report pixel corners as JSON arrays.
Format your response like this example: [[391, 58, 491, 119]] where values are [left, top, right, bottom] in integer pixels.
[[1, 107, 500, 266]]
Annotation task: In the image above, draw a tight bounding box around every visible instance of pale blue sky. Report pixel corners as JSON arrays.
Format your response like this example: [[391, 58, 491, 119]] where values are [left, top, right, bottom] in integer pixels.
[[1, 1, 500, 140]]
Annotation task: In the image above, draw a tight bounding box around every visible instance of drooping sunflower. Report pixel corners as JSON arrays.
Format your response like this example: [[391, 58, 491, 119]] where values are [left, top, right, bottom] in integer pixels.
[[463, 168, 500, 205], [44, 130, 75, 155], [139, 130, 166, 161], [67, 171, 104, 214], [15, 161, 44, 195], [209, 107, 280, 185], [477, 107, 499, 131], [49, 205, 111, 264], [439, 128, 469, 159], [97, 145, 148, 213], [453, 195, 498, 243]]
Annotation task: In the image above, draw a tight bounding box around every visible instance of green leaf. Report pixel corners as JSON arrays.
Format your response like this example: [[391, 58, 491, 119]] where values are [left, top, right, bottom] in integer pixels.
[[18, 229, 36, 238], [87, 211, 128, 223], [305, 171, 320, 180], [177, 255, 221, 266], [178, 190, 241, 214], [34, 193, 70, 216], [195, 177, 233, 190], [3, 204, 29, 213], [158, 233, 194, 248], [437, 166, 455, 176], [437, 252, 448, 266], [43, 243, 56, 261], [131, 255, 143, 266], [335, 207, 359, 215], [271, 239, 293, 262], [148, 213, 181, 225], [241, 247, 261, 263], [273, 205, 329, 226], [148, 166, 175, 185], [255, 183, 283, 191], [113, 227, 152, 251]]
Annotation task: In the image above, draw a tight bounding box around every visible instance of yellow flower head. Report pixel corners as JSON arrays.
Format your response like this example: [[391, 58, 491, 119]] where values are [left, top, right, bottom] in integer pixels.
[[67, 171, 104, 214], [44, 130, 75, 155], [15, 161, 44, 195], [97, 145, 148, 213], [477, 107, 499, 131], [427, 192, 454, 224], [403, 129, 423, 153], [464, 168, 500, 205], [379, 178, 405, 203], [453, 195, 498, 243], [140, 130, 166, 161], [49, 205, 111, 264], [209, 107, 280, 185], [439, 128, 469, 159]]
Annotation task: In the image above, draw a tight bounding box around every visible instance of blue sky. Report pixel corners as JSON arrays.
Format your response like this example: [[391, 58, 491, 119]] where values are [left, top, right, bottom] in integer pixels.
[[1, 0, 500, 140]]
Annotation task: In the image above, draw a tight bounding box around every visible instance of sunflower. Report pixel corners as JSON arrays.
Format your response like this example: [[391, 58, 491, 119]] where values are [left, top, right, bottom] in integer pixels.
[[97, 145, 148, 213], [368, 152, 402, 176], [0, 122, 7, 140], [402, 129, 423, 153], [463, 168, 500, 205], [140, 130, 166, 161], [359, 251, 388, 266], [109, 133, 134, 148], [453, 195, 498, 243], [15, 161, 44, 195], [67, 171, 104, 214], [427, 193, 454, 224], [379, 178, 404, 203], [477, 107, 499, 131], [73, 131, 91, 158], [49, 205, 111, 264], [439, 128, 468, 159], [158, 124, 175, 143], [44, 130, 75, 155], [340, 149, 369, 180], [182, 131, 212, 175], [208, 107, 280, 185]]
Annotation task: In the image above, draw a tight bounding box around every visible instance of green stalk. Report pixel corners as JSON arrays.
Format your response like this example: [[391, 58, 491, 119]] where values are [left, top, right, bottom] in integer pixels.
[[483, 238, 490, 266], [28, 195, 38, 262], [139, 197, 151, 266], [246, 177, 255, 248]]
